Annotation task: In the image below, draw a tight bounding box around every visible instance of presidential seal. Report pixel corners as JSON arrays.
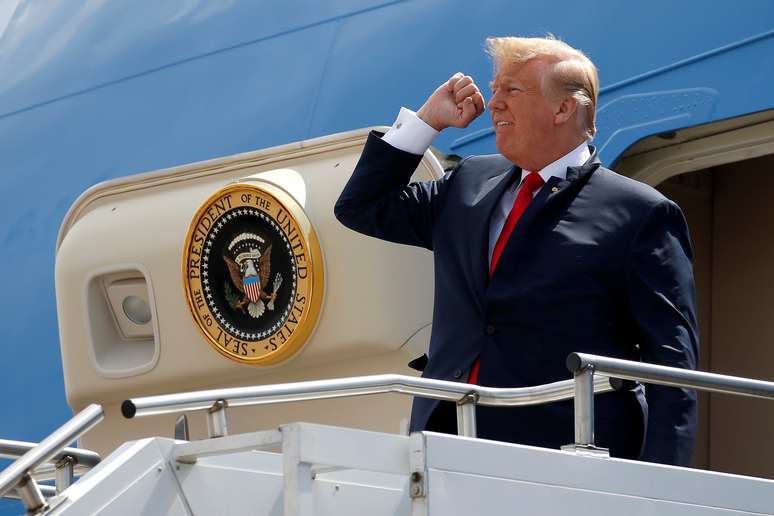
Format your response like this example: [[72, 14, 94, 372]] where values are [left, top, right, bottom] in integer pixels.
[[183, 182, 323, 365]]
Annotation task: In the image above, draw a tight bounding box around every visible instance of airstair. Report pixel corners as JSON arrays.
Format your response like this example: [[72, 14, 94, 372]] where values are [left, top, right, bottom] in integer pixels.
[[2, 353, 774, 515]]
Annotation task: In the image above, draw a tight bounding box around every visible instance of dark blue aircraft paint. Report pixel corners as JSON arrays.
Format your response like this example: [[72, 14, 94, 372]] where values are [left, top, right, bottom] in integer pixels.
[[2, 1, 774, 512]]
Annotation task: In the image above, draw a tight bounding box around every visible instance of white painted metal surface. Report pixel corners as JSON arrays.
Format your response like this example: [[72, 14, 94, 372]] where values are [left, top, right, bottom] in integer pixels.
[[41, 422, 774, 515], [418, 432, 774, 515]]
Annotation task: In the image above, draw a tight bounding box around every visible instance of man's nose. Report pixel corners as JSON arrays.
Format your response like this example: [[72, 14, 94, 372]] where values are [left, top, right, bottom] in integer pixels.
[[487, 92, 503, 111]]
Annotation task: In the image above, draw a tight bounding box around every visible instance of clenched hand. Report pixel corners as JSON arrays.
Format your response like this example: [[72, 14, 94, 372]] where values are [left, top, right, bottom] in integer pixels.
[[417, 73, 486, 131]]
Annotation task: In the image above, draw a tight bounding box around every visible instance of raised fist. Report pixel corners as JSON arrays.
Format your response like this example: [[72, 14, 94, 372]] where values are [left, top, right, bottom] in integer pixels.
[[417, 72, 486, 131]]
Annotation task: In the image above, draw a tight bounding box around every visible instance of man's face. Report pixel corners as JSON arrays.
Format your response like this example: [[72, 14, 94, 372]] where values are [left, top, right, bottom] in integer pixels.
[[488, 58, 559, 170]]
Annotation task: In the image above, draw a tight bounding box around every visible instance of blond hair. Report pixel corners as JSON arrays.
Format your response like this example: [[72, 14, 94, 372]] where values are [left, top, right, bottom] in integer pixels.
[[485, 35, 599, 139]]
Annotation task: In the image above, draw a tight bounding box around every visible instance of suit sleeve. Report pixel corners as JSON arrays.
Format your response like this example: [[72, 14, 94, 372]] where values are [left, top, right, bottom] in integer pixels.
[[625, 198, 699, 466], [334, 131, 456, 250]]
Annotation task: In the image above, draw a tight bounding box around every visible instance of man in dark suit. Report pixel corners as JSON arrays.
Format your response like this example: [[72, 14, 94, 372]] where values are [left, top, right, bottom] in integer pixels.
[[335, 36, 698, 465]]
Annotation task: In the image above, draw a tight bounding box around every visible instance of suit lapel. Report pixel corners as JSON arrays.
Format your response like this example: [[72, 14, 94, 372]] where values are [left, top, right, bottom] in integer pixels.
[[468, 164, 519, 296], [487, 148, 602, 286]]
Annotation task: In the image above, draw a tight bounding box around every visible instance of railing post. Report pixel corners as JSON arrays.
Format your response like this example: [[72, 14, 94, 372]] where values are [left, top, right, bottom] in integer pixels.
[[456, 392, 478, 438], [55, 456, 75, 494], [574, 366, 595, 447], [16, 474, 47, 513], [175, 414, 190, 441], [561, 365, 609, 457], [207, 400, 229, 438]]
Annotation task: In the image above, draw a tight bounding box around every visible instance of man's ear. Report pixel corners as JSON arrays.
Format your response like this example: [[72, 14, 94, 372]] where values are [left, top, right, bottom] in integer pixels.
[[553, 96, 578, 126]]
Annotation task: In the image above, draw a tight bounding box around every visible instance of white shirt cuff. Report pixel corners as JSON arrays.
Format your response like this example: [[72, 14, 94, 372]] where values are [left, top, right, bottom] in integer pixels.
[[381, 107, 439, 155]]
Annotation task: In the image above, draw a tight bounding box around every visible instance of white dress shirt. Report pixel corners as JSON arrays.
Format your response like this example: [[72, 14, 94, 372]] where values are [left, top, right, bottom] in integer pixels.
[[382, 107, 590, 264]]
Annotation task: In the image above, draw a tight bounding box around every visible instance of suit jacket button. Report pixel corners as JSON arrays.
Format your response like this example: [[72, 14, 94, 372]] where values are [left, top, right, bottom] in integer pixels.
[[453, 369, 463, 379], [485, 325, 496, 335]]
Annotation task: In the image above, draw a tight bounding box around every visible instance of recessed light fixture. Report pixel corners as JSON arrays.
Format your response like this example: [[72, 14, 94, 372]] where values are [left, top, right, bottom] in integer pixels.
[[105, 278, 154, 339], [122, 295, 152, 325]]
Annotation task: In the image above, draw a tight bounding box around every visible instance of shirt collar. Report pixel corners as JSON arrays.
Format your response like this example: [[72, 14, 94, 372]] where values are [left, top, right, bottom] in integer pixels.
[[520, 140, 591, 184]]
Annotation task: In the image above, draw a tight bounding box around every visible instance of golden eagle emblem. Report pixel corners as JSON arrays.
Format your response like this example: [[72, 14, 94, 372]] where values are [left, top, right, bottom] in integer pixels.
[[223, 232, 282, 318]]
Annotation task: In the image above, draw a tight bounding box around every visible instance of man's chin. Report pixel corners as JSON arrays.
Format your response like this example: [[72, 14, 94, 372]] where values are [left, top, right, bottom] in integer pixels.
[[493, 138, 506, 157], [494, 142, 520, 167]]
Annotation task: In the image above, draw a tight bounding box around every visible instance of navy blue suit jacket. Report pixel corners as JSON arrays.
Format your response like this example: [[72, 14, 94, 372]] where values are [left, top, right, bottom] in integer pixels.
[[335, 132, 699, 465]]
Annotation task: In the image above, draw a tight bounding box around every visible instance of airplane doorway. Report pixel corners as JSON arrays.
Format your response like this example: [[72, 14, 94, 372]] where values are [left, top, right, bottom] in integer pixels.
[[616, 111, 774, 479]]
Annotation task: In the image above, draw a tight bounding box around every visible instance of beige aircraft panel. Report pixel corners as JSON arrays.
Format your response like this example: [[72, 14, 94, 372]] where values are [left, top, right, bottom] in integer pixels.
[[55, 128, 443, 453]]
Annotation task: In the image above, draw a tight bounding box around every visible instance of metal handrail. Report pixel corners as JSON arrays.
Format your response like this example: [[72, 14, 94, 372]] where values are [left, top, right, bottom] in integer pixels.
[[2, 483, 56, 501], [123, 373, 617, 439], [7, 352, 769, 507], [568, 353, 774, 399], [0, 439, 101, 470], [0, 404, 104, 509], [0, 439, 101, 490], [566, 352, 774, 449]]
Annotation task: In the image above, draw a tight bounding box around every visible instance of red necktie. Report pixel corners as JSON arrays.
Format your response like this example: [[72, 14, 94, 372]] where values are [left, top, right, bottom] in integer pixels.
[[468, 171, 545, 385]]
